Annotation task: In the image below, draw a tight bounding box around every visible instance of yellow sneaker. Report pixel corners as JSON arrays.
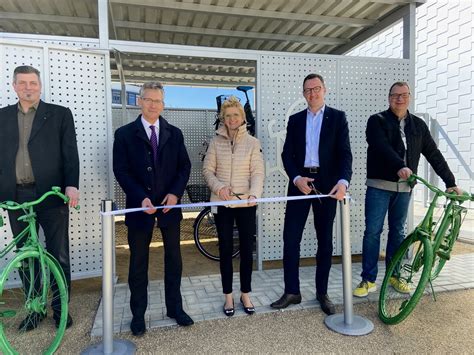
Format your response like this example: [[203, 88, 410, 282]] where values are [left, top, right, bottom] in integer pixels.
[[353, 280, 377, 298], [389, 276, 411, 294]]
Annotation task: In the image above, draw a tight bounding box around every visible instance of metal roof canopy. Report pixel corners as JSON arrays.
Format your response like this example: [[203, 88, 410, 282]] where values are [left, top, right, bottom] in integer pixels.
[[0, 0, 423, 88]]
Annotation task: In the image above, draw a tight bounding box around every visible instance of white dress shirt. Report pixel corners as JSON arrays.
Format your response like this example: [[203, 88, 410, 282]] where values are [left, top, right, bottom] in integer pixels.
[[141, 115, 159, 145]]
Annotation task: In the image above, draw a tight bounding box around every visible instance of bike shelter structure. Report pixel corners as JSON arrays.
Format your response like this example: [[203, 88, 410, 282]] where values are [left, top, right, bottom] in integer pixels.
[[0, 33, 413, 278], [0, 3, 418, 349]]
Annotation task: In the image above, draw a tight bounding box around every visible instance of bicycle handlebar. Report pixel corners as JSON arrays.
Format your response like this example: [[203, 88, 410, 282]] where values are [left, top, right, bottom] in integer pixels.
[[407, 174, 474, 202], [0, 186, 74, 211]]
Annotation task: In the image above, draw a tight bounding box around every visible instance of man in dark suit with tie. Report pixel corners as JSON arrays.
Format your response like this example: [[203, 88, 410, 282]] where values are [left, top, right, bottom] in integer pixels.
[[0, 65, 79, 329], [271, 73, 352, 315], [113, 81, 193, 336]]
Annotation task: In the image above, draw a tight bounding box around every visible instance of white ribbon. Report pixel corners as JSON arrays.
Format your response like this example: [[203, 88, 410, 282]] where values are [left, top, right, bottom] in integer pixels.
[[100, 193, 348, 216]]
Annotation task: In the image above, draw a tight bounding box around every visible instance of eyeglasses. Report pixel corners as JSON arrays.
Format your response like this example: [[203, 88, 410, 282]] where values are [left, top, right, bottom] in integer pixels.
[[303, 86, 323, 95], [389, 93, 410, 100], [141, 97, 164, 105]]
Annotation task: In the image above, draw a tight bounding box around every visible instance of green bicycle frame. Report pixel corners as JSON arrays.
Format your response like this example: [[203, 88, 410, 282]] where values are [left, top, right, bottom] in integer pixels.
[[379, 174, 473, 325], [410, 174, 469, 260], [0, 186, 74, 355]]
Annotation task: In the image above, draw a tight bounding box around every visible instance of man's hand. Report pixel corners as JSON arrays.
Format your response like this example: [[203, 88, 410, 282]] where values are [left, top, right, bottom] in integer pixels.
[[295, 177, 314, 195], [247, 195, 257, 207], [161, 193, 178, 213], [397, 167, 413, 180], [329, 182, 347, 201], [142, 198, 156, 215], [218, 186, 232, 201], [65, 186, 80, 208], [447, 186, 462, 195]]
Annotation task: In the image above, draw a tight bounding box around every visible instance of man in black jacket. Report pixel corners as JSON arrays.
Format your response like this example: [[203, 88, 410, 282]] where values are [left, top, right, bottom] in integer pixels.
[[113, 81, 193, 336], [353, 81, 461, 298], [271, 74, 352, 315], [0, 65, 79, 329]]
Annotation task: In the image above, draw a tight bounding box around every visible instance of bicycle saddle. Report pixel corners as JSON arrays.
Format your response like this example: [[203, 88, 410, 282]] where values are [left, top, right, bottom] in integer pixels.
[[237, 86, 254, 92]]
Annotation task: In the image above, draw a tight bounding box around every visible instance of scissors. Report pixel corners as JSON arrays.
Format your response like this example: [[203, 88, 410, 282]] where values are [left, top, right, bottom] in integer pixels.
[[308, 182, 322, 204], [230, 191, 244, 200]]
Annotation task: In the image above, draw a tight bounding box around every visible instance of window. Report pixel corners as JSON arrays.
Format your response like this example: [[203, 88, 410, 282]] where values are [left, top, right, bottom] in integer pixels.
[[127, 92, 137, 106], [112, 90, 121, 104]]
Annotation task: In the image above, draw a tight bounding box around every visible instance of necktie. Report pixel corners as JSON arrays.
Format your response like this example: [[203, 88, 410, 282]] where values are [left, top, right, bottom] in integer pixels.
[[150, 125, 158, 162]]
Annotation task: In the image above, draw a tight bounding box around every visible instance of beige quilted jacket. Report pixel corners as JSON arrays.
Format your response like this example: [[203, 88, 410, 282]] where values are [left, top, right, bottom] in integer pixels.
[[203, 123, 264, 207]]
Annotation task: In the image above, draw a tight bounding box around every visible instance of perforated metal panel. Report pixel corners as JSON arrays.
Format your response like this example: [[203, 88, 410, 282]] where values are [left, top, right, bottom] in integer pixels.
[[258, 54, 410, 260], [112, 107, 217, 209], [0, 40, 109, 279]]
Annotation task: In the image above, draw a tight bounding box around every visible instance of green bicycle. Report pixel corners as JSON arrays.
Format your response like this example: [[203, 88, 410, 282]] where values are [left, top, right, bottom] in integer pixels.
[[0, 187, 74, 354], [379, 174, 473, 325]]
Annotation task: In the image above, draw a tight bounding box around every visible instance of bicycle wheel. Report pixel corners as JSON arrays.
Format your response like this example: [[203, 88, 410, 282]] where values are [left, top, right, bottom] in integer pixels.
[[194, 207, 240, 261], [378, 232, 433, 325], [431, 213, 461, 280], [0, 250, 68, 355]]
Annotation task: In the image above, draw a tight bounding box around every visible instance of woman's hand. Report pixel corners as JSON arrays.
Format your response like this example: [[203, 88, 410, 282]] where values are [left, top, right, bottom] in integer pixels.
[[218, 186, 232, 200], [247, 195, 257, 207]]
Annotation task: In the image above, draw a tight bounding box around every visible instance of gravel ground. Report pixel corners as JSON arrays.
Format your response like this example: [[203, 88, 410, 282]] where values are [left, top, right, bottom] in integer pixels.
[[58, 286, 474, 354], [11, 220, 474, 354], [61, 237, 474, 354]]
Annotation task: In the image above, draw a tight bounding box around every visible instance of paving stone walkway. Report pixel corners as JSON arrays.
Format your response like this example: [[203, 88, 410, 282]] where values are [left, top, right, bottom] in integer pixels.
[[91, 253, 474, 336]]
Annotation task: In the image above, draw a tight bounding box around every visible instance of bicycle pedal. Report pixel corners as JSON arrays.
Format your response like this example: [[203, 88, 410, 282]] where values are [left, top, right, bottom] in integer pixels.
[[436, 250, 451, 260], [438, 243, 450, 251]]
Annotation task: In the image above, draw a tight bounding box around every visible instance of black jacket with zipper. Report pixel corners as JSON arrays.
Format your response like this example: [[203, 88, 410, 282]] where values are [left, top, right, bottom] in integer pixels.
[[366, 108, 455, 188]]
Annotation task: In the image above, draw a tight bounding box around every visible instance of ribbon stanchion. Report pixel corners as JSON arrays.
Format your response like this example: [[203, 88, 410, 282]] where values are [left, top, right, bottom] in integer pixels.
[[83, 192, 371, 353], [324, 197, 374, 336], [81, 201, 136, 355]]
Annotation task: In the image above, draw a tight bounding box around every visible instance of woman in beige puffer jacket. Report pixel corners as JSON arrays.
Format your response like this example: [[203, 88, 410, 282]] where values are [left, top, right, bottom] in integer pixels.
[[203, 96, 264, 317]]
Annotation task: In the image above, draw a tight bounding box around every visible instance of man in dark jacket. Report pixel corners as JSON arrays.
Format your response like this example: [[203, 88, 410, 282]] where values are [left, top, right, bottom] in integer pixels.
[[353, 81, 461, 298], [270, 73, 352, 315], [113, 81, 193, 336], [0, 65, 79, 329]]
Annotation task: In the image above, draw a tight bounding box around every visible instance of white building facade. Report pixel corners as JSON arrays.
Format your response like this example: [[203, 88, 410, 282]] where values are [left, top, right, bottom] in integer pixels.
[[349, 0, 473, 207]]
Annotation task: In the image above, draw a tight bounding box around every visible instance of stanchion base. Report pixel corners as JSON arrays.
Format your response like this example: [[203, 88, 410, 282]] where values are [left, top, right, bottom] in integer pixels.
[[81, 339, 136, 355], [324, 314, 374, 336]]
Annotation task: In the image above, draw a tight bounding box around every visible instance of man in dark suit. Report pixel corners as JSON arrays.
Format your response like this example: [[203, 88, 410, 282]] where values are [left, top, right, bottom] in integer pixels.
[[113, 81, 193, 336], [271, 73, 352, 315], [0, 65, 79, 329]]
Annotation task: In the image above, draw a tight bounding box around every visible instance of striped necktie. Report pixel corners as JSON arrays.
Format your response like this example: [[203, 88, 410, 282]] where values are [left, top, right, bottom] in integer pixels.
[[150, 125, 158, 162]]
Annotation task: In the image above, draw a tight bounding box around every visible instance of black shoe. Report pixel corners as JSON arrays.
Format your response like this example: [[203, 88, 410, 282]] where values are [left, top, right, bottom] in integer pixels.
[[223, 300, 235, 317], [53, 313, 73, 329], [316, 293, 336, 315], [270, 293, 302, 309], [240, 297, 255, 315], [171, 311, 194, 326], [18, 312, 46, 331], [130, 317, 146, 337]]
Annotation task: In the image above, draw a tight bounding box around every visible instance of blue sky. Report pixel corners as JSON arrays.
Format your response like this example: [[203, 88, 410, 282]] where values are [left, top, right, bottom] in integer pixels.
[[164, 86, 254, 109]]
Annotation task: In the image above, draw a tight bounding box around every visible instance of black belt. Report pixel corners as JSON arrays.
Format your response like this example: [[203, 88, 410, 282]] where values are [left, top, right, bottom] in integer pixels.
[[16, 183, 36, 188], [304, 167, 320, 174]]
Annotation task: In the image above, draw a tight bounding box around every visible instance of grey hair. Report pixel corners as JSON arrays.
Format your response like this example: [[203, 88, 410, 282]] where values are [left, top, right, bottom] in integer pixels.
[[13, 65, 41, 83], [139, 81, 164, 97]]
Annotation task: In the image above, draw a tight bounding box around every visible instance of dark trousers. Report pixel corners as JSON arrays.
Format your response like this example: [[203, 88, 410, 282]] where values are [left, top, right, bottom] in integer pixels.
[[283, 188, 337, 295], [214, 206, 256, 294], [8, 185, 71, 309], [127, 222, 183, 319]]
